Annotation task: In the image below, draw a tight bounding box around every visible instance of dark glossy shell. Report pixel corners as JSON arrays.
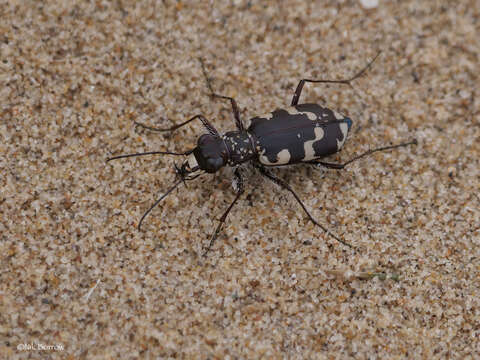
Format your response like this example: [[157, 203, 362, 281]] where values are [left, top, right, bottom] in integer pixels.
[[248, 103, 352, 165]]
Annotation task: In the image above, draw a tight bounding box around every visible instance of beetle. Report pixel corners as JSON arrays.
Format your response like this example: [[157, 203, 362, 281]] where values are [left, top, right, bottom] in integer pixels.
[[107, 53, 416, 256]]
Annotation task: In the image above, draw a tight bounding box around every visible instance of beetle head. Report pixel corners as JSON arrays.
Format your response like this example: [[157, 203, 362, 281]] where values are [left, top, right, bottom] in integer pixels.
[[191, 134, 228, 173]]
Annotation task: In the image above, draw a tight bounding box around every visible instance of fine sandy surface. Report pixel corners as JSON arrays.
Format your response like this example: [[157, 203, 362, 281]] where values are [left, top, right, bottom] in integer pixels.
[[1, 1, 479, 358]]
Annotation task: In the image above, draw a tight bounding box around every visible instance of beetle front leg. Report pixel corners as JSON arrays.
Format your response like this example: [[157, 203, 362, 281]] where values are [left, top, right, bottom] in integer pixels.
[[135, 114, 220, 137], [199, 58, 245, 132], [203, 168, 245, 257]]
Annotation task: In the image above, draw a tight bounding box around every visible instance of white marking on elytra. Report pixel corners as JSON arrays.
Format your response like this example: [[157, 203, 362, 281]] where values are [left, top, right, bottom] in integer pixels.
[[302, 127, 325, 161], [336, 122, 349, 150], [260, 148, 291, 165], [277, 149, 291, 163], [261, 107, 318, 121], [333, 110, 344, 120], [258, 112, 274, 120], [284, 106, 317, 120]]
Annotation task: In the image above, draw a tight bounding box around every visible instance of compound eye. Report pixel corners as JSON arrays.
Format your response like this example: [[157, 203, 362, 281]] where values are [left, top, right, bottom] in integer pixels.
[[205, 157, 224, 172], [198, 134, 214, 146]]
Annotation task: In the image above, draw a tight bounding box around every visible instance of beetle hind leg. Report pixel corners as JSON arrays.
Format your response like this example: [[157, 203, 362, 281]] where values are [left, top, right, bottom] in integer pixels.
[[254, 163, 353, 249], [291, 51, 381, 106], [308, 139, 417, 169]]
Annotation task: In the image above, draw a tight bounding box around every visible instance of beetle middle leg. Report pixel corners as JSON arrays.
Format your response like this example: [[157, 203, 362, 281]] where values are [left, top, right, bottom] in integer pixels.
[[254, 163, 353, 249], [291, 51, 382, 106], [203, 168, 245, 257], [307, 139, 417, 169], [199, 58, 245, 132]]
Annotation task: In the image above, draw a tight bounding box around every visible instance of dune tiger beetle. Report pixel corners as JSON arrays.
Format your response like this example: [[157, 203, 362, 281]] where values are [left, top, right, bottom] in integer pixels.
[[107, 52, 417, 256]]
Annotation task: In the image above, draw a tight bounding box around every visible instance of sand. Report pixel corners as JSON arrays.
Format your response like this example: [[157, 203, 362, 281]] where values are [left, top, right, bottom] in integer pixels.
[[1, 1, 479, 358]]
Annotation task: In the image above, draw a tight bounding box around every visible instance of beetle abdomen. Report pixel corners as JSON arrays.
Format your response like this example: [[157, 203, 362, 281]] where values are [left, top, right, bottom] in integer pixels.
[[248, 103, 352, 165]]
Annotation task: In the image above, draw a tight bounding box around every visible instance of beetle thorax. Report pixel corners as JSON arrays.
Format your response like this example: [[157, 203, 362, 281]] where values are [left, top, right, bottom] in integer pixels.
[[223, 130, 257, 166]]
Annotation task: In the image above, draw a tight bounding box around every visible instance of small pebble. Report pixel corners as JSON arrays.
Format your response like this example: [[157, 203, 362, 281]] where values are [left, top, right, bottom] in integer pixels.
[[360, 0, 379, 9], [447, 166, 457, 178]]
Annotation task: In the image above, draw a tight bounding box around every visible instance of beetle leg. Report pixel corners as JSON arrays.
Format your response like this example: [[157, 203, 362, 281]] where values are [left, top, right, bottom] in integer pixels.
[[135, 114, 220, 137], [307, 139, 417, 169], [254, 163, 353, 249], [291, 51, 381, 106], [199, 58, 245, 132], [203, 168, 245, 257]]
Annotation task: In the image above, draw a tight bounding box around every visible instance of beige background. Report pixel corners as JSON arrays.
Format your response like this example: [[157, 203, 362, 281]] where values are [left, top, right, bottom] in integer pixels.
[[1, 0, 479, 358]]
